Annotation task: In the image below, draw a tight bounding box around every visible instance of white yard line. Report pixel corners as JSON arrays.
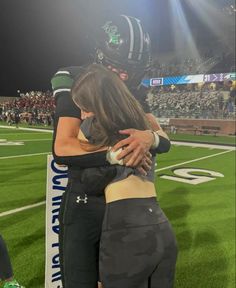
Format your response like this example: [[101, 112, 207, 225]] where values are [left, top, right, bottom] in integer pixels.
[[155, 149, 233, 172], [0, 125, 53, 133], [0, 133, 51, 136], [172, 141, 235, 151], [0, 138, 51, 142], [15, 139, 52, 142], [0, 152, 50, 160], [0, 201, 46, 218]]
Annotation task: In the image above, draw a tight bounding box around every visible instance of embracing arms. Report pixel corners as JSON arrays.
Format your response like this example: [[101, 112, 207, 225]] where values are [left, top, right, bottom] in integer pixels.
[[52, 67, 170, 168]]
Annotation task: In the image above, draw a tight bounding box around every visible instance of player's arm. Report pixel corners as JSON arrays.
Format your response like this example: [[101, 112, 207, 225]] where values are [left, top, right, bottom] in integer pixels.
[[54, 115, 152, 173], [53, 117, 110, 168], [52, 68, 109, 168], [52, 69, 152, 169], [55, 117, 106, 156], [53, 98, 151, 169]]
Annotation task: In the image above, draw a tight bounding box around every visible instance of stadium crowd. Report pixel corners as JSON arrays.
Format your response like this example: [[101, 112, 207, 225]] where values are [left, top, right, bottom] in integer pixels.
[[0, 78, 235, 127], [146, 84, 235, 119], [0, 91, 55, 126]]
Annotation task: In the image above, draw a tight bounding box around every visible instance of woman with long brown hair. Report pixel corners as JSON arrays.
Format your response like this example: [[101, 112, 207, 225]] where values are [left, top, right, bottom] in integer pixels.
[[72, 64, 178, 288]]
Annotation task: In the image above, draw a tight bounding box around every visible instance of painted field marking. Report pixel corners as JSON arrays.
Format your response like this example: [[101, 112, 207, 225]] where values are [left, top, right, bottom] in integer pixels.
[[0, 125, 53, 133], [0, 139, 51, 146], [172, 141, 235, 151], [15, 139, 52, 142], [0, 132, 51, 136], [0, 152, 50, 160], [155, 150, 233, 172], [0, 141, 24, 146], [0, 201, 46, 218]]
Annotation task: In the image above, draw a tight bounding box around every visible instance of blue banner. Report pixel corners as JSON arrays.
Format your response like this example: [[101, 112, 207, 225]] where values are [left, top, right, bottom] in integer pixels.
[[142, 72, 236, 87]]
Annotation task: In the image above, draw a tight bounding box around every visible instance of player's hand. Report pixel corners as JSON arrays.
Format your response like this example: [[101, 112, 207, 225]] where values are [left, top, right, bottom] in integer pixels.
[[112, 129, 154, 167]]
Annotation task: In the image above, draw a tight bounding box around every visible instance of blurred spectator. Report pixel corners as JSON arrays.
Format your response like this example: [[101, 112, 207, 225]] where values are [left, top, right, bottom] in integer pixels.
[[0, 90, 55, 126], [147, 83, 235, 120], [0, 82, 235, 125]]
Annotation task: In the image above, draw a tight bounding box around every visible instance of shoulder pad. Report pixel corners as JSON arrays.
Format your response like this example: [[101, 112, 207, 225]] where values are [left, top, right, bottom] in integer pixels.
[[51, 66, 85, 97]]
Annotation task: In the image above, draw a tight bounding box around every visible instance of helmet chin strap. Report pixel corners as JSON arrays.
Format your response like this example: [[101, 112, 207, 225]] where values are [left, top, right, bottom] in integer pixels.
[[106, 65, 129, 81], [119, 72, 129, 81], [95, 49, 144, 87]]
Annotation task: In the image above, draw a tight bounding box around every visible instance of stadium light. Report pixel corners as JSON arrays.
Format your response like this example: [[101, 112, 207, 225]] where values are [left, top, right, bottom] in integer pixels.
[[169, 0, 202, 62], [185, 0, 235, 54]]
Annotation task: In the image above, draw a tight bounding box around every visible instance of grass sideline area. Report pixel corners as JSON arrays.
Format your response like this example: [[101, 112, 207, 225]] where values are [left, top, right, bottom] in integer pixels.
[[0, 126, 235, 288]]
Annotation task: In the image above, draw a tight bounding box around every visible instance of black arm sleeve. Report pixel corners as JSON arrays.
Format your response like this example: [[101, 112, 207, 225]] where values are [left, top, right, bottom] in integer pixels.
[[55, 91, 81, 118], [52, 150, 110, 168], [153, 135, 171, 154]]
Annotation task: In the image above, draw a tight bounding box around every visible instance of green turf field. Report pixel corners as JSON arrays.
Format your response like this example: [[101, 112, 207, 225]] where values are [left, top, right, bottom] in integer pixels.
[[0, 126, 235, 288]]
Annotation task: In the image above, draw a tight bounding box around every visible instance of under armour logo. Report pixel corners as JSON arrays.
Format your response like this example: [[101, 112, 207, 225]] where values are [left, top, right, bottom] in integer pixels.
[[76, 194, 88, 204]]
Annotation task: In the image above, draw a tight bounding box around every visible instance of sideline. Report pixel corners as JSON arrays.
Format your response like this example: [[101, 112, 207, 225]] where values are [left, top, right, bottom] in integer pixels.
[[0, 201, 46, 218], [0, 149, 234, 217], [172, 141, 235, 151]]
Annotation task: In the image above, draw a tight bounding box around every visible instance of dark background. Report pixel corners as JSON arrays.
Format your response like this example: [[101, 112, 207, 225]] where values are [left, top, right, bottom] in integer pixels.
[[0, 0, 234, 96]]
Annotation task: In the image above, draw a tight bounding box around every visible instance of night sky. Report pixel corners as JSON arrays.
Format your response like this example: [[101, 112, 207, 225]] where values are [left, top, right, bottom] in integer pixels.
[[0, 0, 234, 96]]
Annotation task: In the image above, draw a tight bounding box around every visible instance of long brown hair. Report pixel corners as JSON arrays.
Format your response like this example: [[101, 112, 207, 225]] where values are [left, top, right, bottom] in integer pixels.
[[72, 64, 150, 147]]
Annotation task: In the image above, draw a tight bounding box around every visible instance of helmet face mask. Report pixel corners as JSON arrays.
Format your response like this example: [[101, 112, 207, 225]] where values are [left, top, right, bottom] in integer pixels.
[[95, 15, 152, 87], [106, 65, 129, 81]]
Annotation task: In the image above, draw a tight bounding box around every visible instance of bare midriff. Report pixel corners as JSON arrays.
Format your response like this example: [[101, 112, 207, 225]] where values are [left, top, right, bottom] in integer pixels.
[[105, 175, 156, 203]]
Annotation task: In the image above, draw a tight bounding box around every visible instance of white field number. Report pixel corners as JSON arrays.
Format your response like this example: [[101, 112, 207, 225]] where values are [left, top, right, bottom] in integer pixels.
[[160, 168, 224, 185]]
